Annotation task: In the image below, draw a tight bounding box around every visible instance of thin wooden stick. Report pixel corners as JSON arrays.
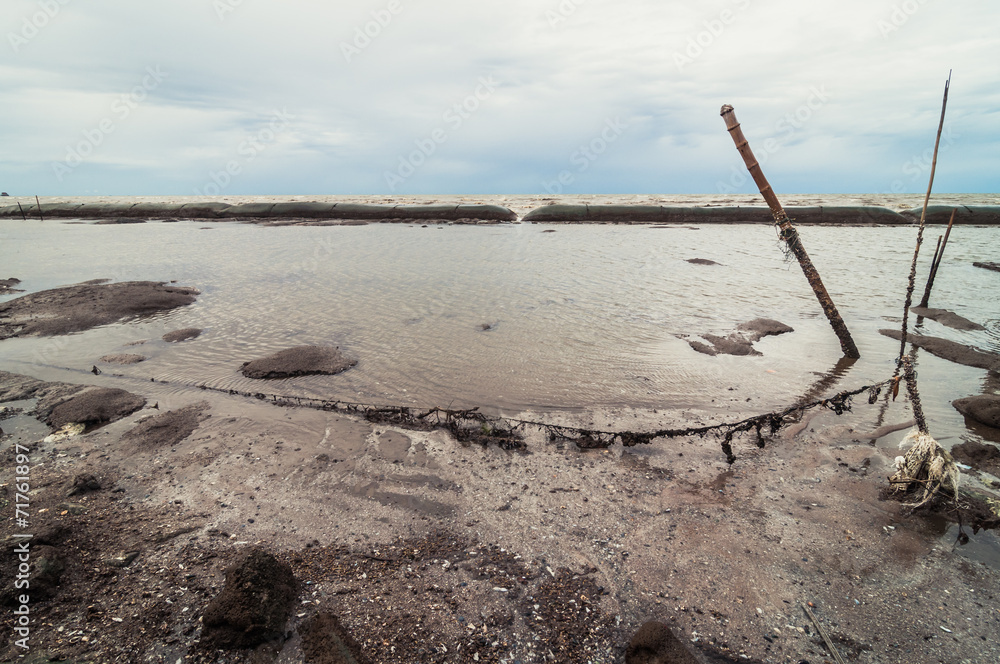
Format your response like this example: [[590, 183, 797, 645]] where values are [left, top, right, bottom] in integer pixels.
[[898, 71, 951, 362], [35, 195, 43, 222], [16, 202, 27, 221], [804, 605, 846, 664], [918, 208, 957, 308], [720, 104, 860, 358]]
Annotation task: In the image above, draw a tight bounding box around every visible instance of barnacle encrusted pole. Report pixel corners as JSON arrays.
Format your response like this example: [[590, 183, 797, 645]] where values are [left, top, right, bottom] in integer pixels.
[[720, 105, 860, 359]]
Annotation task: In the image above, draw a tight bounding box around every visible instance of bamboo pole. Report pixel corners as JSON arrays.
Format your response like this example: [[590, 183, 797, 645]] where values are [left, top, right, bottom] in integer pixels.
[[918, 208, 957, 308], [720, 104, 860, 359], [35, 195, 43, 222], [16, 202, 27, 221], [898, 72, 951, 362]]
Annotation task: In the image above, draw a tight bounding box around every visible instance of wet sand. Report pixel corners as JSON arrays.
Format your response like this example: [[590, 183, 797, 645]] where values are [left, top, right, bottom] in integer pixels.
[[2, 366, 999, 663]]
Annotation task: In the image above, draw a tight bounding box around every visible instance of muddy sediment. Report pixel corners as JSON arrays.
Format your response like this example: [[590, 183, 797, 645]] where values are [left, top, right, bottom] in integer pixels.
[[0, 277, 22, 294], [879, 328, 1000, 373], [2, 368, 999, 663], [163, 327, 203, 342], [240, 346, 357, 379], [0, 280, 199, 340], [689, 318, 794, 357]]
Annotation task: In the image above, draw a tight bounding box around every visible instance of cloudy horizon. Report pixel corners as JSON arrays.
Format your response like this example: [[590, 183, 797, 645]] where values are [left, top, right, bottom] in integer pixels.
[[2, 0, 997, 197]]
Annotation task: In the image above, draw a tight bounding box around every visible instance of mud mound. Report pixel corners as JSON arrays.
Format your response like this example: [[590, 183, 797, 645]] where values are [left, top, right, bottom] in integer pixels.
[[686, 258, 720, 266], [0, 277, 22, 294], [241, 346, 357, 379], [201, 547, 300, 650], [910, 307, 985, 331], [162, 327, 202, 342], [41, 387, 145, 429], [953, 395, 1000, 429], [690, 318, 794, 356], [121, 402, 209, 450], [0, 281, 199, 340], [625, 621, 700, 663], [99, 353, 147, 364], [300, 611, 373, 664], [951, 440, 1000, 476], [880, 329, 1000, 372]]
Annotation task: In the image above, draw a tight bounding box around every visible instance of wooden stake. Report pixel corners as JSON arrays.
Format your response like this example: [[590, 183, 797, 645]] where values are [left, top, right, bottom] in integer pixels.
[[804, 605, 846, 664], [17, 202, 27, 221], [918, 208, 957, 308], [720, 104, 860, 359], [898, 71, 951, 362], [35, 195, 43, 222]]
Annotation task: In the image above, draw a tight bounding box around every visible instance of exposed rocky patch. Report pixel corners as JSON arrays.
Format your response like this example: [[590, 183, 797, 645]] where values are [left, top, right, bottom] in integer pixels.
[[99, 353, 148, 364], [200, 548, 300, 650], [163, 327, 203, 342], [689, 318, 794, 356], [240, 346, 357, 379], [39, 387, 146, 430], [951, 440, 1000, 476], [910, 307, 986, 331], [880, 329, 1000, 372], [0, 281, 199, 340], [121, 402, 209, 450], [0, 277, 22, 294], [953, 395, 1000, 429]]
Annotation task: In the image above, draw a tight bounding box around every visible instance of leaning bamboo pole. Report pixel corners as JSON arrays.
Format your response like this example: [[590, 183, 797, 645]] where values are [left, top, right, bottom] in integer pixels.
[[720, 105, 860, 359], [918, 208, 957, 308]]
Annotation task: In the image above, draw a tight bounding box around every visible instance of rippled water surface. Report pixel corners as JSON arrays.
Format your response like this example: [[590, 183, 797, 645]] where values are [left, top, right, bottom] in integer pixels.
[[2, 207, 998, 448]]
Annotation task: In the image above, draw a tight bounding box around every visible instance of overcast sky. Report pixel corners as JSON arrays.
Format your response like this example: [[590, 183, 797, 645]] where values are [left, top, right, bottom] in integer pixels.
[[1, 0, 996, 196]]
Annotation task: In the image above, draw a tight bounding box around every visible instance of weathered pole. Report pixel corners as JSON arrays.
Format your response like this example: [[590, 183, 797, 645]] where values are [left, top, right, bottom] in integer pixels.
[[918, 208, 957, 308], [720, 104, 860, 359]]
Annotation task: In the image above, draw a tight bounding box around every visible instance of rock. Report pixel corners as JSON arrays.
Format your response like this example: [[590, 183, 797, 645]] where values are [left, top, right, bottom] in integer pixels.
[[910, 307, 985, 331], [99, 353, 148, 364], [43, 423, 86, 444], [690, 318, 794, 357], [41, 388, 146, 429], [953, 395, 1000, 429], [625, 621, 700, 663], [0, 281, 199, 340], [686, 258, 720, 266], [879, 329, 1000, 373], [162, 327, 202, 342], [0, 277, 22, 294], [241, 346, 357, 379], [201, 548, 300, 650], [951, 439, 1000, 476], [299, 611, 373, 664], [121, 402, 208, 450], [67, 473, 102, 497]]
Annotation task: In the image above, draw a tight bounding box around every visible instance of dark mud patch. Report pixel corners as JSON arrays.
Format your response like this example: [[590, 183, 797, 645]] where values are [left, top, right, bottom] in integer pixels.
[[163, 327, 202, 342], [200, 548, 300, 650], [0, 277, 22, 294], [240, 345, 357, 379], [974, 261, 1000, 273], [39, 387, 146, 430], [952, 440, 1000, 475], [0, 281, 199, 340], [299, 611, 374, 664], [689, 318, 794, 356], [880, 329, 1000, 372], [0, 370, 81, 404], [121, 402, 209, 451], [911, 307, 985, 331], [686, 258, 720, 266], [953, 395, 1000, 429], [625, 621, 700, 663], [99, 353, 148, 365]]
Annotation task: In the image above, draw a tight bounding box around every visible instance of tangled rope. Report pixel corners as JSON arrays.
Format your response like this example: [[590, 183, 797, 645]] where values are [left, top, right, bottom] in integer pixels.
[[192, 378, 894, 464]]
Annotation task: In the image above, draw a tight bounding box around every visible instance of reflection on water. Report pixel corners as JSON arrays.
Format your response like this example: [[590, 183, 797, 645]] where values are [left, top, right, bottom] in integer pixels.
[[1, 218, 998, 443]]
